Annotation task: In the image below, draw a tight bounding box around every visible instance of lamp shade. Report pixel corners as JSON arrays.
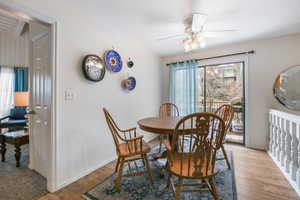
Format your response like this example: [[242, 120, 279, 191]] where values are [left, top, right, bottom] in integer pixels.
[[14, 92, 29, 106]]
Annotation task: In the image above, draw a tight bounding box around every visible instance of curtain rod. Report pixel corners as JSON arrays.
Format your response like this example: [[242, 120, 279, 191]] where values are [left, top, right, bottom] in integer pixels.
[[166, 50, 255, 65]]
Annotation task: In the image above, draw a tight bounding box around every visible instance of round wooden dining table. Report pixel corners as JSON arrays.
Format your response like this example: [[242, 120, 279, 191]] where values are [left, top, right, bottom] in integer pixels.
[[137, 116, 182, 135], [138, 116, 182, 165]]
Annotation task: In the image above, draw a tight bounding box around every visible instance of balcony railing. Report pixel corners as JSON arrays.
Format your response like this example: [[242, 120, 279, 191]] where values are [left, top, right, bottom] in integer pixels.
[[269, 109, 300, 196], [197, 100, 229, 113]]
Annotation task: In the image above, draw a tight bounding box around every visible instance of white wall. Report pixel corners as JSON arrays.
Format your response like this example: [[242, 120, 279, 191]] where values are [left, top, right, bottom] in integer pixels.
[[161, 33, 300, 150], [0, 0, 162, 189]]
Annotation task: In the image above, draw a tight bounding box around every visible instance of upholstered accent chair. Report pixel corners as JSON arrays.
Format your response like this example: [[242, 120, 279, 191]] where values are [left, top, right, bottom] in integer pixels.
[[0, 107, 27, 133]]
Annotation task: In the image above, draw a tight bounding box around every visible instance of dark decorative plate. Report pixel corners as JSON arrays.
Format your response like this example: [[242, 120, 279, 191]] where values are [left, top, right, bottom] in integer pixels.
[[122, 76, 136, 91], [104, 50, 122, 72], [82, 55, 105, 82], [127, 58, 134, 68]]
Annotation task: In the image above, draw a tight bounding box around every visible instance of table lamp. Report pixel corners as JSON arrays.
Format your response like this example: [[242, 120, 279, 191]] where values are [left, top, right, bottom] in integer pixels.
[[14, 92, 29, 107]]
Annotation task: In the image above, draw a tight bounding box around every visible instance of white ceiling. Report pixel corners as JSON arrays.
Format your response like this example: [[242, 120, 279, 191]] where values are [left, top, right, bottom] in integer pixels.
[[127, 0, 300, 56], [1, 0, 299, 57]]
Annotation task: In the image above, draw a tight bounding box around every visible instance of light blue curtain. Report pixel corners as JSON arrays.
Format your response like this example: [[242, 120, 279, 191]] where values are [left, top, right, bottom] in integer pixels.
[[169, 60, 198, 115], [14, 67, 28, 92], [0, 66, 15, 117]]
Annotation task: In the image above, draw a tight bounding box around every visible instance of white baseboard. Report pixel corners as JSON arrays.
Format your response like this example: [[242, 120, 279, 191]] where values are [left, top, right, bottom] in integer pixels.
[[54, 135, 158, 191], [246, 143, 267, 150], [56, 155, 117, 191], [268, 151, 300, 196]]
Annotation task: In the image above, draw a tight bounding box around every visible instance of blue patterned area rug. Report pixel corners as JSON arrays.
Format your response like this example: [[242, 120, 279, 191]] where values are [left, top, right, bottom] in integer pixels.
[[83, 144, 237, 200]]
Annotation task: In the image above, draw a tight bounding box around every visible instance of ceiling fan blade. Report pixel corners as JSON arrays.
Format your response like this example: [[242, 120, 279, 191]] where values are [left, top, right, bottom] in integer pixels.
[[204, 29, 237, 32], [156, 34, 185, 41], [202, 30, 237, 37], [191, 13, 208, 32]]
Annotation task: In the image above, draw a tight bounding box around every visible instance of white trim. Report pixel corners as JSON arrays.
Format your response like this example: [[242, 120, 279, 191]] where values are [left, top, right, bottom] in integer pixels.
[[48, 21, 59, 192], [0, 1, 59, 193], [247, 144, 266, 150], [244, 55, 250, 148], [268, 151, 300, 196]]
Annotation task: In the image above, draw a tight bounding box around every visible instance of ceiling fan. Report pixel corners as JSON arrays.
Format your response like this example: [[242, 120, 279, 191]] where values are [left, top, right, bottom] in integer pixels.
[[157, 13, 236, 52]]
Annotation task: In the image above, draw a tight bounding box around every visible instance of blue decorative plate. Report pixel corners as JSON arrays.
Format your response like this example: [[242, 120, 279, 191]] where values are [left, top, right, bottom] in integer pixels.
[[122, 76, 136, 91], [104, 50, 122, 72]]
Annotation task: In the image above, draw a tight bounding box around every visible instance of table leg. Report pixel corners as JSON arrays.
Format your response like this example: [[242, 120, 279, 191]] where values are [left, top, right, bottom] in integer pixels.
[[153, 134, 173, 160], [0, 135, 6, 162], [155, 134, 174, 178], [15, 144, 21, 167]]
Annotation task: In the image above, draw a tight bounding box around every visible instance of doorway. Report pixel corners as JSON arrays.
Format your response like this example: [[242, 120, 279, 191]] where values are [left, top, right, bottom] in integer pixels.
[[0, 2, 58, 195], [197, 62, 245, 145]]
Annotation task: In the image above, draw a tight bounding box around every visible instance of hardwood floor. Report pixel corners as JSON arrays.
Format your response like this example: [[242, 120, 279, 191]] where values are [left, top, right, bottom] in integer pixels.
[[38, 141, 299, 200], [226, 144, 299, 200]]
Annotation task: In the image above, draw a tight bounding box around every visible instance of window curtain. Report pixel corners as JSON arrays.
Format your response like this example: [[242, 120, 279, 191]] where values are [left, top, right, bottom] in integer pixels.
[[0, 67, 15, 117], [14, 67, 28, 92], [169, 60, 198, 115]]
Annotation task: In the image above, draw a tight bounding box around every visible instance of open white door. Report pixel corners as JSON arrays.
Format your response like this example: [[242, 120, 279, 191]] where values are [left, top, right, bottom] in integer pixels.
[[28, 22, 52, 181]]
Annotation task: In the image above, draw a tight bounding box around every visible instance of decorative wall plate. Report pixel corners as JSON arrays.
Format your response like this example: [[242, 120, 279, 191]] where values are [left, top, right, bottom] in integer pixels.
[[122, 76, 136, 91], [127, 58, 134, 68], [82, 55, 105, 82], [104, 50, 122, 72]]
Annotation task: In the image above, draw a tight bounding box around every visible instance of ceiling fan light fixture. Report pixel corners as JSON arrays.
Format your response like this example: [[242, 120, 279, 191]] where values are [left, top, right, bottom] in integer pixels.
[[183, 38, 192, 45], [184, 43, 191, 52], [185, 27, 192, 34], [184, 45, 190, 52], [200, 41, 206, 48], [156, 13, 236, 53], [190, 40, 199, 49], [183, 34, 206, 52], [196, 34, 204, 43]]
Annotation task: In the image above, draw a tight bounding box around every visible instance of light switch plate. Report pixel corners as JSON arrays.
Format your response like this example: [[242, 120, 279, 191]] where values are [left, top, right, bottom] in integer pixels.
[[65, 90, 74, 101]]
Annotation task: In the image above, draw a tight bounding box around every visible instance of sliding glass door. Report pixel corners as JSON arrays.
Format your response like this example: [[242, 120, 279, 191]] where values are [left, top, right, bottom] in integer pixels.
[[204, 62, 245, 144], [171, 61, 245, 144]]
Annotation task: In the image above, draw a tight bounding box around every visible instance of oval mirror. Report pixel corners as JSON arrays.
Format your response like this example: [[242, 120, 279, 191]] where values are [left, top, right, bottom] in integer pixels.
[[273, 65, 300, 110]]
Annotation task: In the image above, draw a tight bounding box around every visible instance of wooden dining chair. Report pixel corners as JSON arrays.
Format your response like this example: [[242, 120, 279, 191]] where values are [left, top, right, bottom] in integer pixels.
[[103, 108, 153, 191], [158, 102, 179, 153], [214, 104, 234, 169], [166, 113, 225, 200]]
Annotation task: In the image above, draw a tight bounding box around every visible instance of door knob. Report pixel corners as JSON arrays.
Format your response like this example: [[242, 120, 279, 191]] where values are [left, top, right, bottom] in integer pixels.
[[27, 110, 36, 115]]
